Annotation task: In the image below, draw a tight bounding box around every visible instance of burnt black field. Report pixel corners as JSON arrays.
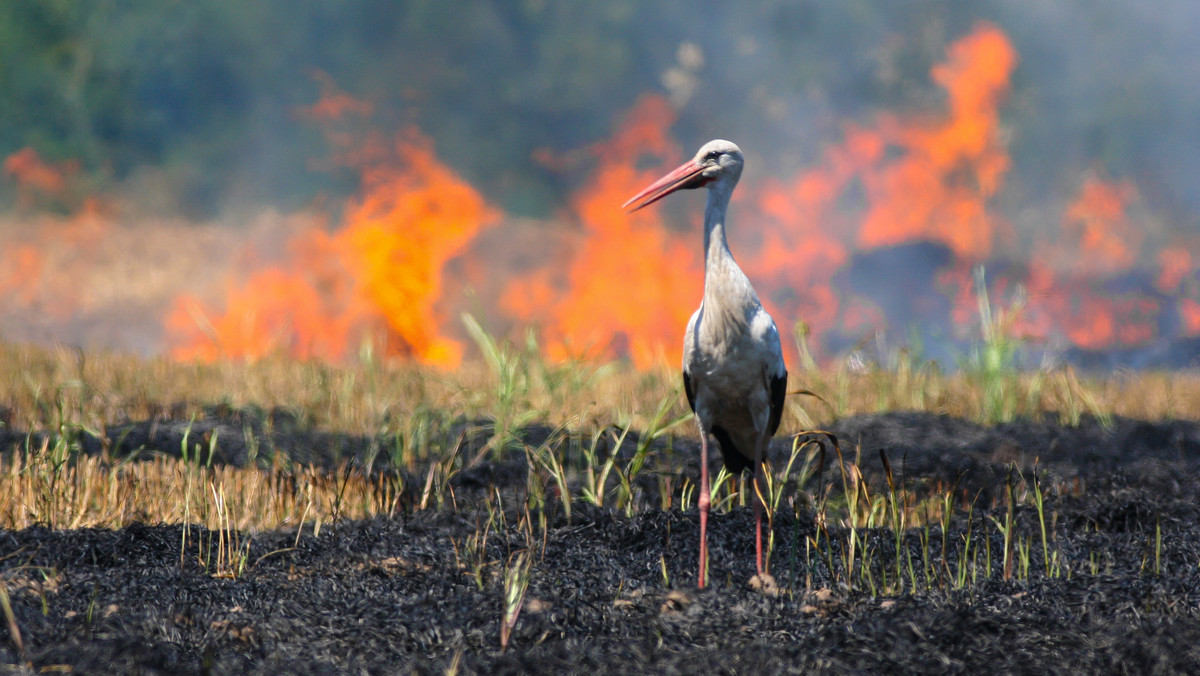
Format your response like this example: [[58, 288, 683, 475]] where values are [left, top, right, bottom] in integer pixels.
[[4, 411, 1200, 674]]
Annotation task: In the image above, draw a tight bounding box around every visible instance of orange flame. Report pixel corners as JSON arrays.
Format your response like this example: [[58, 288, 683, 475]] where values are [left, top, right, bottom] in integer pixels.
[[295, 71, 375, 122], [342, 131, 499, 365], [3, 148, 77, 208], [502, 95, 702, 367], [855, 23, 1016, 260], [0, 199, 112, 319], [1157, 248, 1192, 294], [750, 23, 1016, 349], [0, 244, 43, 308], [502, 19, 1020, 368], [1015, 267, 1161, 350], [1179, 299, 1200, 336], [6, 24, 1194, 366], [167, 129, 497, 367], [1014, 175, 1151, 350], [1061, 176, 1140, 274], [166, 227, 367, 362], [940, 264, 983, 333], [750, 137, 855, 344]]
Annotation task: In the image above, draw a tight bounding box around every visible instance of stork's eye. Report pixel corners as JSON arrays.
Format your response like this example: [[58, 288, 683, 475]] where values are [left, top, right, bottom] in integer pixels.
[[704, 150, 720, 163]]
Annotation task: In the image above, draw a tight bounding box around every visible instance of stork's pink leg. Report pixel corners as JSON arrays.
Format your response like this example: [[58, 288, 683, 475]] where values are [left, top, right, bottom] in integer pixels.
[[698, 432, 710, 589], [753, 432, 767, 577], [754, 468, 764, 576]]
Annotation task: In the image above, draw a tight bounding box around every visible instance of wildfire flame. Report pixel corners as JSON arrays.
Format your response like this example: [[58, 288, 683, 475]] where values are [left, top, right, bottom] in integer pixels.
[[3, 23, 1196, 368], [502, 21, 1018, 367], [854, 24, 1016, 260], [741, 22, 1016, 354], [166, 128, 498, 367], [296, 71, 375, 122], [1060, 176, 1141, 275], [0, 194, 111, 319], [157, 22, 1196, 367], [0, 243, 42, 308], [1014, 175, 1157, 350], [1180, 299, 1200, 336], [502, 95, 702, 367], [2, 147, 79, 210], [1157, 248, 1192, 295]]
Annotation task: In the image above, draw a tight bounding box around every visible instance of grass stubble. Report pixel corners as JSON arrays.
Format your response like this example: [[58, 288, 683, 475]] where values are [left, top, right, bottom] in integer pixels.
[[1, 309, 1199, 651]]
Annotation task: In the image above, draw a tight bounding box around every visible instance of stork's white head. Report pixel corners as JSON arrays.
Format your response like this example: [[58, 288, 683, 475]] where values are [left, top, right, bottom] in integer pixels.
[[623, 139, 744, 212]]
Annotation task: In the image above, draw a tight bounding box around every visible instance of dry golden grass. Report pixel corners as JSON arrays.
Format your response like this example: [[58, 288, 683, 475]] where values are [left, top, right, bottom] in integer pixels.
[[3, 339, 1200, 534], [0, 340, 684, 436], [787, 362, 1200, 427], [0, 443, 396, 532], [6, 340, 1200, 436]]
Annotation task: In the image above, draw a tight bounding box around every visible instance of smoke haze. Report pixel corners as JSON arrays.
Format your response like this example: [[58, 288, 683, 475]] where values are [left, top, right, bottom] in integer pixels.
[[2, 2, 1200, 368]]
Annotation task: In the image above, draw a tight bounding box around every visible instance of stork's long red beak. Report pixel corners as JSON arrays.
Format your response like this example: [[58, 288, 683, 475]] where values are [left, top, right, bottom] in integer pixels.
[[622, 159, 708, 212]]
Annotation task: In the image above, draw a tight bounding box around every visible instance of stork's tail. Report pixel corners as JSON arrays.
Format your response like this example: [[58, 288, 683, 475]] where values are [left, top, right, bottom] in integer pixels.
[[711, 425, 754, 475]]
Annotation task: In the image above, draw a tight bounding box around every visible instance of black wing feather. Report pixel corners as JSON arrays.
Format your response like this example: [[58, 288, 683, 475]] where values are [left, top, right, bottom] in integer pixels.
[[767, 369, 788, 436], [682, 370, 696, 412]]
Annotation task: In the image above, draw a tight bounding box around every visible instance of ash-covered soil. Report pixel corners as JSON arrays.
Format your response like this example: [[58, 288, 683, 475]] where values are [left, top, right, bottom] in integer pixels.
[[5, 411, 1200, 674]]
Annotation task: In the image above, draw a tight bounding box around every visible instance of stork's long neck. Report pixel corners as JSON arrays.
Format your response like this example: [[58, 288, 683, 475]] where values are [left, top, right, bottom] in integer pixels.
[[702, 186, 735, 272], [701, 182, 757, 318]]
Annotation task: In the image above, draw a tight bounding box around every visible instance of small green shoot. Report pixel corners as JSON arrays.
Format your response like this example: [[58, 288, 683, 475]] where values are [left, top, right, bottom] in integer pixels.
[[500, 551, 532, 652]]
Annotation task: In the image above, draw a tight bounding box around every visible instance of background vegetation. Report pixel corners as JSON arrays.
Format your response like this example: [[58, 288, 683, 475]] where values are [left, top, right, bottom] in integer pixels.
[[1, 1, 1197, 223]]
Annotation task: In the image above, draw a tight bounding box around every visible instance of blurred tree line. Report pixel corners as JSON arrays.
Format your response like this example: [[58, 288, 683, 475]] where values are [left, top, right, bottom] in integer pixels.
[[1, 1, 1197, 224]]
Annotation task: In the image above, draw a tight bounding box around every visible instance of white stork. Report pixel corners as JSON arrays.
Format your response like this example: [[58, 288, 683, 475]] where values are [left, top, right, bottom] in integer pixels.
[[624, 139, 787, 589]]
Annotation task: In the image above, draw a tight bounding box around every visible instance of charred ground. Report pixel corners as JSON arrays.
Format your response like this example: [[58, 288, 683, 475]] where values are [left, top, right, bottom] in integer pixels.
[[4, 410, 1200, 674]]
